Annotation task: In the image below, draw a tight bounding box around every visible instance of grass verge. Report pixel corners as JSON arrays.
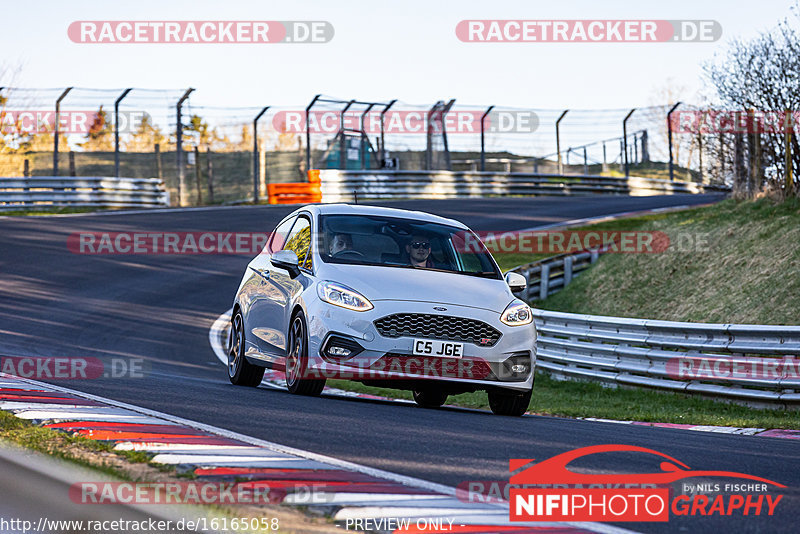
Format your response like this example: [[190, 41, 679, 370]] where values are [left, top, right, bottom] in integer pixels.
[[538, 197, 800, 324]]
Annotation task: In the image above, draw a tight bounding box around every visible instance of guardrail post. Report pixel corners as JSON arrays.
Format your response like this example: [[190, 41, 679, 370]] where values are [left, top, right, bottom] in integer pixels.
[[539, 263, 550, 300], [253, 106, 270, 203], [667, 102, 681, 181], [590, 249, 599, 263], [622, 108, 636, 178], [556, 110, 569, 175], [602, 142, 608, 172], [175, 88, 194, 207], [480, 105, 494, 171], [114, 88, 133, 178], [563, 255, 573, 286], [53, 87, 73, 176]]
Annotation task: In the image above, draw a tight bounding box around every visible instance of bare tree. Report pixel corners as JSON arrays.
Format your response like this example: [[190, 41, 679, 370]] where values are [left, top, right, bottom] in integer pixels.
[[703, 4, 800, 197]]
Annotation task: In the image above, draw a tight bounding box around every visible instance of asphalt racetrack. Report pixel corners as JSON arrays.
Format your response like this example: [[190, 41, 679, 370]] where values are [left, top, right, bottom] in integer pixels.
[[2, 193, 797, 533]]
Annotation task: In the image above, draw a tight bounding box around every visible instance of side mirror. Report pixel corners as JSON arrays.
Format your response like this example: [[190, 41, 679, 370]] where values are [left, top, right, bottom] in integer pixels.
[[271, 250, 301, 277], [505, 272, 527, 293]]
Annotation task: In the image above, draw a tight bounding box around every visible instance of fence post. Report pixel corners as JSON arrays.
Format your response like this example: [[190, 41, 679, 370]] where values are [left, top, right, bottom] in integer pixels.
[[253, 106, 270, 203], [733, 128, 745, 197], [667, 102, 681, 181], [583, 147, 588, 175], [563, 255, 573, 286], [602, 142, 607, 172], [556, 110, 568, 175], [379, 99, 397, 168], [175, 88, 194, 207], [68, 151, 76, 176], [114, 88, 133, 178], [207, 148, 214, 204], [698, 126, 704, 184], [194, 146, 202, 205], [641, 129, 649, 162], [622, 108, 636, 178], [53, 87, 73, 176], [305, 94, 321, 173], [154, 143, 163, 181], [23, 159, 30, 177], [480, 105, 494, 171], [786, 109, 793, 197], [539, 263, 550, 300]]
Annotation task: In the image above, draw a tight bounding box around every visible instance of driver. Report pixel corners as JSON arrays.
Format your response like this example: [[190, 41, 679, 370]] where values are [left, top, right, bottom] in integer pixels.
[[329, 232, 353, 256], [405, 234, 436, 268]]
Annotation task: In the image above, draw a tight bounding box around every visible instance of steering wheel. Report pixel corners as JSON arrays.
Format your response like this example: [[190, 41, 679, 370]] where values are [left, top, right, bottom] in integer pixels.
[[332, 249, 365, 259]]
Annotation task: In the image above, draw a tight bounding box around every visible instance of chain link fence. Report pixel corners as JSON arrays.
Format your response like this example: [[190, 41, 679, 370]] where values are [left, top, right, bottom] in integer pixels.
[[3, 86, 777, 206]]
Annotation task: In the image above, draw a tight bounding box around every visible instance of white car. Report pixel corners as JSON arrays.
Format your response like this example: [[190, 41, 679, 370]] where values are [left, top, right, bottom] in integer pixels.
[[228, 204, 536, 416]]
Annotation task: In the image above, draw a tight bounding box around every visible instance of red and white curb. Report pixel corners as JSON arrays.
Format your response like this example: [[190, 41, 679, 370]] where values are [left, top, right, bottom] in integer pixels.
[[0, 374, 632, 534]]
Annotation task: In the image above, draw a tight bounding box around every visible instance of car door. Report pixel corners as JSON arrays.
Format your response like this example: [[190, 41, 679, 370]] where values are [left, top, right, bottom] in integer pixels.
[[244, 215, 295, 360], [249, 214, 313, 358]]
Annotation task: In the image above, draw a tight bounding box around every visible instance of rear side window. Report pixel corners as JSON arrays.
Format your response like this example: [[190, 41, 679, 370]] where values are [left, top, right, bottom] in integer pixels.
[[283, 217, 313, 270], [268, 216, 296, 253]]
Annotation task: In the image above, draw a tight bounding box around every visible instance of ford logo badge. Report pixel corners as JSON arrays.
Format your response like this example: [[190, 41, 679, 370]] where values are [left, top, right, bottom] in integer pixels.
[[433, 306, 447, 311]]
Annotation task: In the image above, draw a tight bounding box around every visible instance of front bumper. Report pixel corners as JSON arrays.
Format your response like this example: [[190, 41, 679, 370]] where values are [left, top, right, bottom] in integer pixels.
[[304, 298, 537, 392]]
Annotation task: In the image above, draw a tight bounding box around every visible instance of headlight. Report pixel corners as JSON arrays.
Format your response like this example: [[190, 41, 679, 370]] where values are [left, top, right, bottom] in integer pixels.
[[500, 300, 533, 326], [317, 281, 373, 312]]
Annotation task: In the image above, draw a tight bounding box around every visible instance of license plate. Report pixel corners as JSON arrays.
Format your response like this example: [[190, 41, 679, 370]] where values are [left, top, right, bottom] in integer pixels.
[[412, 339, 464, 358]]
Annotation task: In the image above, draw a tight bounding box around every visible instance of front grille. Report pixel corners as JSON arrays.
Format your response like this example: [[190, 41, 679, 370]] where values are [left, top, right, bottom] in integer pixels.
[[373, 313, 501, 346]]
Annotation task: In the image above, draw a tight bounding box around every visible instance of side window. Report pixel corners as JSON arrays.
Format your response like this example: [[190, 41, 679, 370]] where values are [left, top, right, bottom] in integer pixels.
[[268, 216, 296, 253], [283, 217, 313, 270]]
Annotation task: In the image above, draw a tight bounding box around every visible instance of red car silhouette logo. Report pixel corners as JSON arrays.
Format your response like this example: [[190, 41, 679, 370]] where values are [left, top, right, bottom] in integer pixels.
[[510, 444, 785, 487]]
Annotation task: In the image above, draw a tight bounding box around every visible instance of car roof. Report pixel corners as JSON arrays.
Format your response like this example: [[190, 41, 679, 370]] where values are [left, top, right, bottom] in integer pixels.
[[295, 203, 468, 229]]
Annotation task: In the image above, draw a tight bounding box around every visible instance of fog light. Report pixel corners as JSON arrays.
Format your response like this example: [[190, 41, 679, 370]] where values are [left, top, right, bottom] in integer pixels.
[[328, 346, 352, 357], [511, 364, 528, 373]]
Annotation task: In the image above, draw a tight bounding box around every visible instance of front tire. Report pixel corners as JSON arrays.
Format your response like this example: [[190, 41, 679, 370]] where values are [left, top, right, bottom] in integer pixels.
[[488, 388, 532, 416], [412, 389, 448, 408], [228, 310, 265, 387], [286, 311, 325, 396]]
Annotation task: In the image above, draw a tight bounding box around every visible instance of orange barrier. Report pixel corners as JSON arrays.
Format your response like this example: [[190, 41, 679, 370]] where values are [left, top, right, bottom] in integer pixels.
[[267, 179, 321, 204]]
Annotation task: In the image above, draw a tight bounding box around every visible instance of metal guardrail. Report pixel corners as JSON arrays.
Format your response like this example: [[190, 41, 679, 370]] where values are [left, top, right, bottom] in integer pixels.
[[532, 308, 800, 405], [0, 177, 170, 210], [509, 250, 601, 301], [317, 169, 728, 202]]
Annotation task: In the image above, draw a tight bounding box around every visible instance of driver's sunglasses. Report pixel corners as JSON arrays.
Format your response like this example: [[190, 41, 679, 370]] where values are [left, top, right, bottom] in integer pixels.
[[410, 242, 430, 249]]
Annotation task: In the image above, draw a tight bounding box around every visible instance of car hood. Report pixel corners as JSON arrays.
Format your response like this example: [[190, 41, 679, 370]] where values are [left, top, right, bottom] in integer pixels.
[[320, 263, 514, 313]]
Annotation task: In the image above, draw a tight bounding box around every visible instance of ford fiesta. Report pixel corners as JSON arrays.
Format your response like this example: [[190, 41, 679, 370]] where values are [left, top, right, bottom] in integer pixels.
[[228, 204, 536, 416]]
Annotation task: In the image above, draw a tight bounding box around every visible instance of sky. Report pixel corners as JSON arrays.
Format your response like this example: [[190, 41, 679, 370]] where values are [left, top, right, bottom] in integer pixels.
[[2, 0, 797, 112]]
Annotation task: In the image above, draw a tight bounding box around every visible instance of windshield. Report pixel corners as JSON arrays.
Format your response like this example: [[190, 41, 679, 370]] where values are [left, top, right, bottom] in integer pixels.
[[318, 214, 502, 279]]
